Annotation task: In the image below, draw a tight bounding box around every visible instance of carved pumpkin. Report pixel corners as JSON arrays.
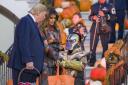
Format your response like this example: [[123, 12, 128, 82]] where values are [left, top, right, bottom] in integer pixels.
[[90, 67, 106, 81], [80, 0, 92, 12], [54, 0, 62, 8]]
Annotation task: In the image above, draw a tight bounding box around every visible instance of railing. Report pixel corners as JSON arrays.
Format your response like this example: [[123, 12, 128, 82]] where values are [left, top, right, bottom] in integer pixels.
[[0, 62, 12, 85], [0, 45, 13, 85]]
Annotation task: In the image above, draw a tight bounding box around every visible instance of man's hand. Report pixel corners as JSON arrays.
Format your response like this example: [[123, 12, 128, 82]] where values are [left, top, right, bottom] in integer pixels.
[[26, 62, 34, 70], [98, 11, 105, 17], [93, 16, 100, 22]]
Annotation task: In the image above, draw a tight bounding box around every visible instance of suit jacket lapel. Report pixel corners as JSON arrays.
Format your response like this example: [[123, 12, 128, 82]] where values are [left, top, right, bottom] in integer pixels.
[[27, 15, 44, 43]]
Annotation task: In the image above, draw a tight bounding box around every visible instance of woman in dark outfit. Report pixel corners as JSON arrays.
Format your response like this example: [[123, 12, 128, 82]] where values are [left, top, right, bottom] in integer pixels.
[[41, 8, 60, 85]]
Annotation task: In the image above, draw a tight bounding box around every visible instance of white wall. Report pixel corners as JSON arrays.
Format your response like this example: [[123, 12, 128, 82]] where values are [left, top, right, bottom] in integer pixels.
[[0, 0, 40, 18], [92, 0, 98, 4], [0, 14, 14, 52], [0, 0, 40, 52]]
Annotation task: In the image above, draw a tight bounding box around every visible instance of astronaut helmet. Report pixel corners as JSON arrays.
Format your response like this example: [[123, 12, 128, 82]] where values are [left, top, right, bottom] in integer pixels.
[[66, 34, 80, 51]]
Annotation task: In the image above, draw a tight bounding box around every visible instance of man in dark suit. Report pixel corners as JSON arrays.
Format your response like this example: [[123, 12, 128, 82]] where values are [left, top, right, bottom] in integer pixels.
[[108, 0, 127, 43], [8, 3, 47, 85]]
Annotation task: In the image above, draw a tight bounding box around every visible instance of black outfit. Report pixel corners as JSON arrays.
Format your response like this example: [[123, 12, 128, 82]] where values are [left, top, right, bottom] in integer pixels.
[[108, 0, 127, 43], [42, 25, 60, 85], [89, 2, 112, 66]]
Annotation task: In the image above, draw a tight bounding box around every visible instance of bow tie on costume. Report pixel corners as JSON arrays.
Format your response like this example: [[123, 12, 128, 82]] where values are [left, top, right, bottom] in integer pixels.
[[18, 82, 31, 85]]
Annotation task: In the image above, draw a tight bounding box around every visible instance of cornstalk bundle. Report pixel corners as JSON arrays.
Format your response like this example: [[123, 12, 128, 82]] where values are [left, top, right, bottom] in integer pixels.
[[105, 40, 124, 67], [105, 33, 128, 85], [0, 51, 9, 65]]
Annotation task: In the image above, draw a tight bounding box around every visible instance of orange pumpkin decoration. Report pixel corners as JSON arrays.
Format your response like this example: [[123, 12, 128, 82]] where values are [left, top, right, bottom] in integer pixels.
[[90, 67, 106, 81], [60, 5, 80, 19], [6, 79, 13, 85], [54, 0, 62, 8], [80, 0, 92, 12], [125, 18, 128, 29], [115, 23, 119, 31]]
